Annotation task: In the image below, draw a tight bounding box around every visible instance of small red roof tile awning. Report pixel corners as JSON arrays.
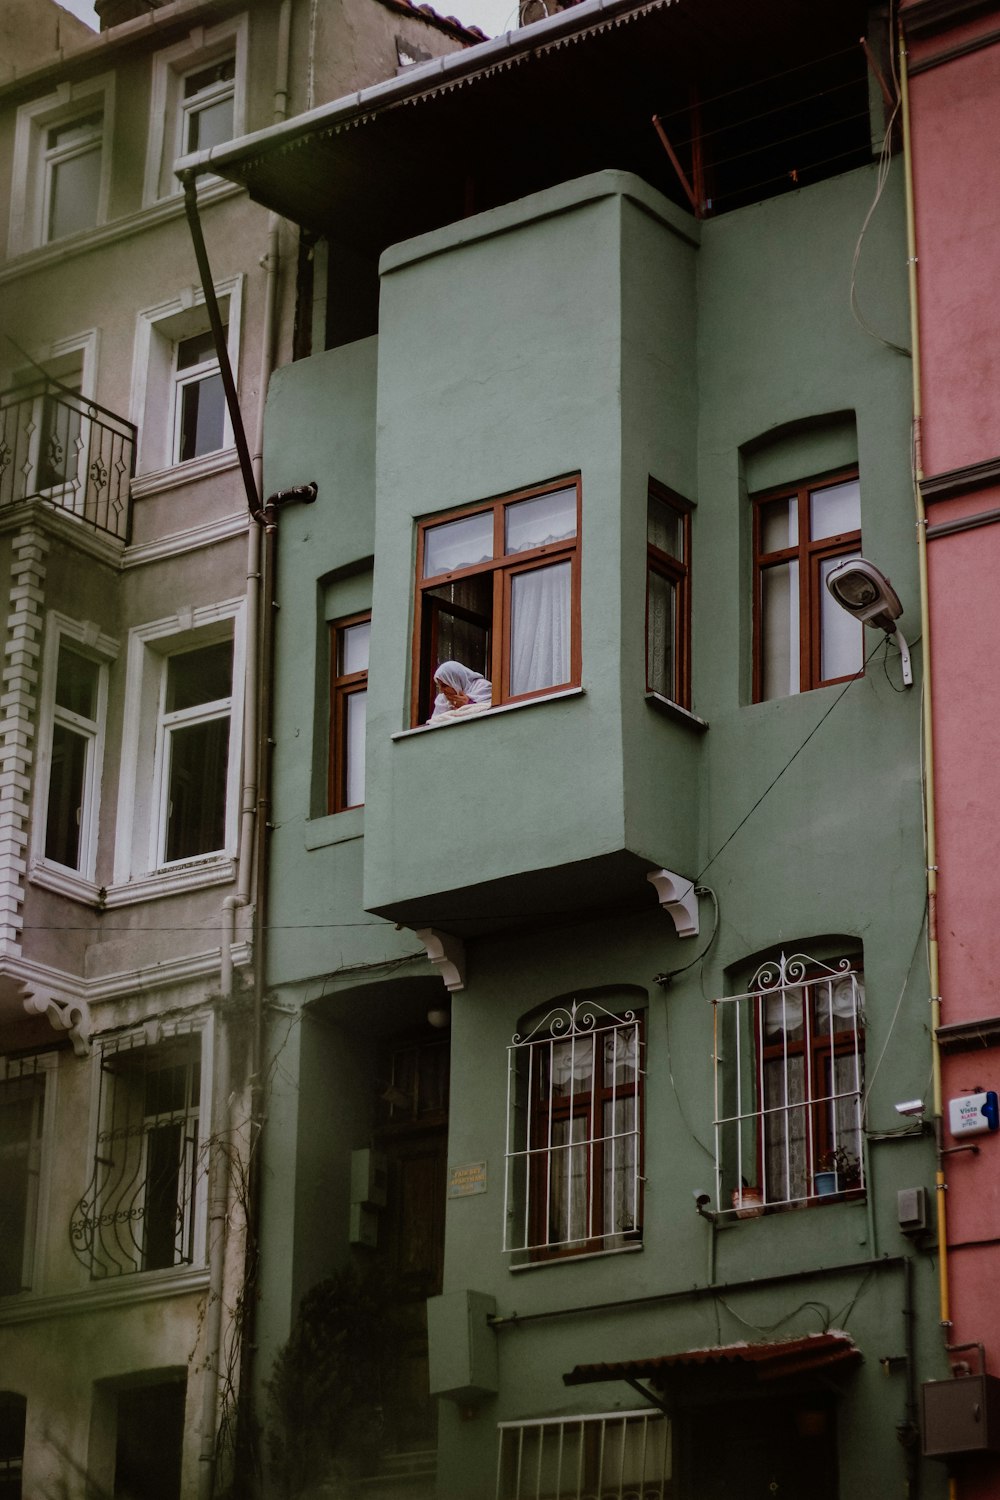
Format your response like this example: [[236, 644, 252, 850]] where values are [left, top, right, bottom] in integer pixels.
[[564, 1332, 862, 1388]]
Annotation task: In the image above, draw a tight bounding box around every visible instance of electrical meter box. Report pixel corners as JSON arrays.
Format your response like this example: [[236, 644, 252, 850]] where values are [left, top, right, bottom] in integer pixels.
[[922, 1375, 1000, 1457], [948, 1091, 999, 1138]]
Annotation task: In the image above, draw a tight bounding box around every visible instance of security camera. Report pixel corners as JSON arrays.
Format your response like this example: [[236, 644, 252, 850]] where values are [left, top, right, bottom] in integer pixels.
[[693, 1189, 712, 1208], [895, 1099, 925, 1117], [824, 557, 913, 686]]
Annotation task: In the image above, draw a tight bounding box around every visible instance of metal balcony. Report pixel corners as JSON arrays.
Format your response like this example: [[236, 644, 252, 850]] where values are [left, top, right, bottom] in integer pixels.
[[0, 378, 135, 542]]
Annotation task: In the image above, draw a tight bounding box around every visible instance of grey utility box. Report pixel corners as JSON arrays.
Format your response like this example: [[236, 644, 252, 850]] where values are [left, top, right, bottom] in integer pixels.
[[922, 1375, 1000, 1457]]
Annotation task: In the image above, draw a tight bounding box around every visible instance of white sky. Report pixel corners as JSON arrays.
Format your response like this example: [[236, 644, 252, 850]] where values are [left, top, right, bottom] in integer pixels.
[[56, 0, 521, 40]]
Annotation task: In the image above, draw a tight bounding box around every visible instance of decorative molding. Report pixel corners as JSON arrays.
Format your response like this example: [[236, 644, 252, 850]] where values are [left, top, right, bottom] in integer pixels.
[[936, 1015, 1000, 1055], [920, 453, 1000, 505], [0, 177, 240, 288], [646, 868, 699, 938], [0, 499, 124, 568], [4, 940, 251, 1014], [129, 449, 241, 501], [123, 508, 248, 569], [902, 0, 1000, 39], [416, 928, 466, 992], [0, 528, 49, 955], [28, 861, 103, 906], [0, 1264, 211, 1328], [102, 858, 237, 908], [22, 986, 91, 1055]]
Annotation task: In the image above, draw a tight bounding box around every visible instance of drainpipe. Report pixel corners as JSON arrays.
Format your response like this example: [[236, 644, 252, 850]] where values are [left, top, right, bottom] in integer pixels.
[[899, 30, 953, 1490]]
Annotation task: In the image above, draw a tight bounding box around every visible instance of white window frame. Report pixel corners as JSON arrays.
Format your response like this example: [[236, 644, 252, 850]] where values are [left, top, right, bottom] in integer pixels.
[[112, 600, 245, 896], [70, 1017, 212, 1280], [496, 1411, 672, 1500], [130, 278, 242, 479], [0, 1052, 58, 1298], [8, 74, 115, 257], [31, 613, 116, 899], [143, 17, 248, 205]]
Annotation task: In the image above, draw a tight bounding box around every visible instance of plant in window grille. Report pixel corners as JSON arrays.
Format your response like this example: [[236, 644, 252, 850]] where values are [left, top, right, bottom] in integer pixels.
[[496, 1411, 671, 1500], [504, 1001, 643, 1259], [712, 953, 864, 1212], [70, 1030, 201, 1277]]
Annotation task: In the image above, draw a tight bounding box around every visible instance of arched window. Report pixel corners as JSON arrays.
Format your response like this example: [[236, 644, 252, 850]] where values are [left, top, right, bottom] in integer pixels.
[[504, 993, 644, 1261]]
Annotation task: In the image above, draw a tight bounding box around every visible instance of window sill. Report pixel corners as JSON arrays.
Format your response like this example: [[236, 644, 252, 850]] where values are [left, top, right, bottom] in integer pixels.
[[29, 862, 102, 906], [644, 692, 708, 730], [102, 859, 236, 907], [131, 447, 239, 499], [508, 1240, 643, 1272], [304, 808, 364, 849], [0, 1263, 210, 1326], [392, 686, 585, 741]]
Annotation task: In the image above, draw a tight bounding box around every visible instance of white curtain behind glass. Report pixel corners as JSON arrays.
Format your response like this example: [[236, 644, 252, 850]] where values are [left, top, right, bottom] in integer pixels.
[[509, 562, 571, 696]]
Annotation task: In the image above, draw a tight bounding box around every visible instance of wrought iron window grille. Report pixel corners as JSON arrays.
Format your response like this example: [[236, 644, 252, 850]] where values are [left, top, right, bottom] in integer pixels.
[[713, 952, 865, 1214], [0, 378, 135, 542], [70, 1028, 202, 1279], [496, 1410, 671, 1500], [504, 999, 644, 1261]]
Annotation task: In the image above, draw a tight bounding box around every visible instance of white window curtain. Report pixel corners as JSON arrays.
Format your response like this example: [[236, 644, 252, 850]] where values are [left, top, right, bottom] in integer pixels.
[[509, 561, 571, 697]]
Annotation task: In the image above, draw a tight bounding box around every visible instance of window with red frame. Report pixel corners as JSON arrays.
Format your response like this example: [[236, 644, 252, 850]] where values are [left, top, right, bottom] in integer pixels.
[[412, 479, 580, 725], [646, 481, 691, 707], [329, 613, 370, 812], [713, 953, 864, 1212], [504, 1001, 643, 1261], [752, 469, 863, 701]]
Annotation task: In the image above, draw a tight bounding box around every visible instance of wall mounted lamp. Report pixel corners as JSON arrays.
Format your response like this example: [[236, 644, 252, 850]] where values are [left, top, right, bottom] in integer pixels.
[[824, 557, 913, 686]]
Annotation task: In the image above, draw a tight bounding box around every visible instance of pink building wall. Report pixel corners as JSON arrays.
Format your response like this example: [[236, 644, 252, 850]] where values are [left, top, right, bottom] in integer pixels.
[[905, 6, 1000, 1487]]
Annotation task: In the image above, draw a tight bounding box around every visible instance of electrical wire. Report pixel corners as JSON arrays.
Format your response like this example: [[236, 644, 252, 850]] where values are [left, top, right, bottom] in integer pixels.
[[848, 86, 909, 358], [654, 884, 719, 987], [860, 903, 928, 1123], [653, 43, 863, 127], [695, 637, 884, 887]]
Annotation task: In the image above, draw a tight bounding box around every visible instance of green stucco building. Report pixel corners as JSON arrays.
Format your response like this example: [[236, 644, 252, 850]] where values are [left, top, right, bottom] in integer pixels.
[[185, 1, 950, 1494]]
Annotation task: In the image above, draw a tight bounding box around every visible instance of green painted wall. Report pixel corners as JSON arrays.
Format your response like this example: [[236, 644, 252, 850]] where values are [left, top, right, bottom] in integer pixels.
[[260, 162, 943, 1498]]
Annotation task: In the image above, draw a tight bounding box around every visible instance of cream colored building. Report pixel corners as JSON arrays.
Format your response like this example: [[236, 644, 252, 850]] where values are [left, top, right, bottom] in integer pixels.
[[0, 1, 477, 1494]]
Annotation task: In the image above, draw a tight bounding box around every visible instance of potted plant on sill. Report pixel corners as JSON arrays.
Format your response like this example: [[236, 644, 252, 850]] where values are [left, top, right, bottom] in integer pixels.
[[814, 1145, 861, 1197]]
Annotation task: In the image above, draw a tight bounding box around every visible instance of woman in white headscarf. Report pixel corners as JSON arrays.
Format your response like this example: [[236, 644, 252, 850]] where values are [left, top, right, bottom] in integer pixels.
[[428, 660, 493, 722]]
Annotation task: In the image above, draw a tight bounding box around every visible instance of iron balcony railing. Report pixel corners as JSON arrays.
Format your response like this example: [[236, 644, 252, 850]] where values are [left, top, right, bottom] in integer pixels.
[[0, 378, 135, 542]]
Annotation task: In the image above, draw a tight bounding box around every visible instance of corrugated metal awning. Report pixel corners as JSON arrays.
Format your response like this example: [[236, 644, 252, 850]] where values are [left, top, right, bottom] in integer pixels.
[[564, 1332, 862, 1388]]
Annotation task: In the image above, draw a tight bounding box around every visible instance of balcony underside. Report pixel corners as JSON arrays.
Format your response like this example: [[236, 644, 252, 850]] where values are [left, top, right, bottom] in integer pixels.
[[367, 847, 678, 940]]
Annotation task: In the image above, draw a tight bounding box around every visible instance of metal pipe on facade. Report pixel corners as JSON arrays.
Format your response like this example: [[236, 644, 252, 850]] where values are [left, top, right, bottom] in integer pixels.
[[898, 23, 950, 1348]]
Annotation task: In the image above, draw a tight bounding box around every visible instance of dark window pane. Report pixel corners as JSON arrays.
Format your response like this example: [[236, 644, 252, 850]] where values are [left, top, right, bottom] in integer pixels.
[[143, 1122, 185, 1271], [0, 1090, 39, 1295], [175, 329, 220, 371], [38, 396, 82, 489], [165, 717, 229, 861], [178, 373, 225, 461], [647, 492, 684, 558], [183, 58, 235, 97], [646, 568, 676, 697], [165, 641, 232, 712], [114, 1381, 186, 1500], [55, 644, 99, 718], [48, 143, 101, 241], [45, 722, 87, 868]]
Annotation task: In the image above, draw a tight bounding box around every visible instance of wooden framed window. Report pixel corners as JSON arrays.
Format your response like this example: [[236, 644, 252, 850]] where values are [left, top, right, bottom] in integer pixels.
[[330, 613, 370, 812], [646, 481, 691, 707], [712, 952, 865, 1212], [504, 1000, 643, 1261], [752, 468, 863, 701], [412, 477, 581, 725]]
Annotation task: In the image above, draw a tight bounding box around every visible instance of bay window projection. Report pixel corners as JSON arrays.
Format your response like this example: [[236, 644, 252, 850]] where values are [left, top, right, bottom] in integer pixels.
[[504, 1000, 643, 1261], [713, 953, 865, 1211], [413, 479, 579, 724], [753, 470, 863, 700]]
